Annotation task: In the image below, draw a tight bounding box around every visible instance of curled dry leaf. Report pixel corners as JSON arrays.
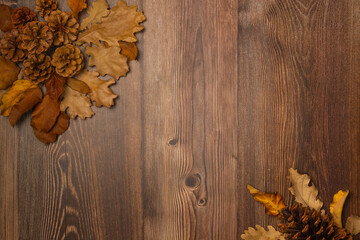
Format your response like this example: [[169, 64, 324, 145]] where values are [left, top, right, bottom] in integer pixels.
[[247, 185, 286, 216], [119, 40, 137, 61], [68, 0, 87, 19], [33, 111, 69, 144], [330, 190, 349, 228], [85, 43, 129, 79], [76, 70, 117, 108], [0, 4, 13, 32], [346, 215, 360, 236], [288, 168, 323, 211], [0, 56, 20, 90], [67, 77, 90, 94], [31, 95, 61, 132], [77, 0, 146, 46], [241, 225, 285, 240], [80, 0, 110, 31], [60, 85, 94, 119]]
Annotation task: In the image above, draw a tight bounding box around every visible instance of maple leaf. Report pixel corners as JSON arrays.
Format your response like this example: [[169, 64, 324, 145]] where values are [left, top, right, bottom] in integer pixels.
[[77, 0, 146, 46], [346, 215, 360, 236], [1, 80, 39, 116], [0, 4, 13, 32], [330, 190, 349, 228], [68, 0, 87, 19], [0, 56, 20, 90], [76, 70, 117, 108], [119, 40, 137, 61], [33, 111, 69, 144], [288, 168, 323, 211], [80, 0, 110, 31], [67, 77, 91, 94], [85, 43, 129, 79], [247, 185, 286, 216], [60, 85, 94, 119], [241, 225, 285, 240], [31, 95, 61, 132]]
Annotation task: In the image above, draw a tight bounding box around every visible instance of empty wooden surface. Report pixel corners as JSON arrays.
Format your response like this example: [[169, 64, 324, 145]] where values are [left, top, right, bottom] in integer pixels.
[[1, 0, 359, 239]]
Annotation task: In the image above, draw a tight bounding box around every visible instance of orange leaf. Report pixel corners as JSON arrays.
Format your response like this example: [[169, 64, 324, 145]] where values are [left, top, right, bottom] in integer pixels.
[[68, 0, 87, 19], [119, 41, 137, 61], [45, 74, 66, 100], [33, 111, 69, 144], [247, 184, 287, 216], [0, 4, 13, 32], [31, 95, 61, 132], [66, 77, 91, 94], [0, 56, 20, 90]]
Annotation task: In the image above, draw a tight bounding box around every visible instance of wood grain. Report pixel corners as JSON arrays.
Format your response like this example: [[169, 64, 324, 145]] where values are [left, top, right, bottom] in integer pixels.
[[0, 0, 359, 239]]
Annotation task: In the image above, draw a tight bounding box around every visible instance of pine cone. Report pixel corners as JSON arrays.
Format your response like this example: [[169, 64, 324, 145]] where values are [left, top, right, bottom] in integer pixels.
[[45, 10, 79, 46], [35, 0, 58, 17], [52, 45, 84, 77], [11, 7, 37, 29], [0, 29, 27, 62], [279, 203, 353, 240], [20, 21, 53, 55], [23, 54, 53, 83]]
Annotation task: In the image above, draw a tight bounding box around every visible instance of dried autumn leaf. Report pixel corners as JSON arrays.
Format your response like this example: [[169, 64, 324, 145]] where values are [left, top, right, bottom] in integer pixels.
[[45, 74, 66, 100], [119, 40, 137, 61], [241, 225, 285, 240], [68, 0, 87, 19], [77, 0, 145, 46], [247, 185, 286, 216], [76, 70, 117, 108], [0, 4, 13, 32], [80, 0, 110, 31], [67, 77, 90, 94], [34, 111, 69, 144], [288, 168, 323, 211], [346, 215, 360, 235], [60, 85, 94, 119], [85, 43, 129, 79], [0, 56, 20, 89], [31, 95, 61, 132], [1, 80, 38, 116], [330, 190, 349, 228]]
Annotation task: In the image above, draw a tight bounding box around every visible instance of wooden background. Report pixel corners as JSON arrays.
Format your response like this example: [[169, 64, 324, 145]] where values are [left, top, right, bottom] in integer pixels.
[[0, 0, 359, 239]]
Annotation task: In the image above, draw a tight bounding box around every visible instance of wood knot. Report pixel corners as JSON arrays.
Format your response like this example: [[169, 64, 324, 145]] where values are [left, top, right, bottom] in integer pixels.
[[168, 138, 178, 146], [198, 198, 207, 206], [185, 173, 201, 189]]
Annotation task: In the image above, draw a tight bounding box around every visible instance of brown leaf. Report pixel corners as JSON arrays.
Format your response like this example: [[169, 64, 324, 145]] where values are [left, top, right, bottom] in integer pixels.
[[0, 56, 20, 90], [60, 85, 94, 119], [85, 43, 129, 79], [80, 0, 110, 31], [247, 184, 287, 216], [9, 87, 42, 126], [119, 41, 137, 61], [241, 225, 285, 240], [67, 77, 91, 94], [31, 95, 61, 132], [33, 111, 69, 144], [77, 1, 145, 46], [45, 74, 66, 100], [346, 215, 360, 235], [68, 0, 87, 19], [76, 70, 117, 108], [0, 4, 13, 32]]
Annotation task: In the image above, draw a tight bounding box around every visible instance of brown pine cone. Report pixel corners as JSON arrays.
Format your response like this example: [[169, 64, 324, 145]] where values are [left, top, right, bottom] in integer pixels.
[[45, 10, 79, 46], [0, 29, 27, 62], [20, 21, 53, 55], [279, 203, 353, 240], [35, 0, 58, 17], [52, 45, 84, 77], [23, 54, 53, 83], [11, 7, 37, 29]]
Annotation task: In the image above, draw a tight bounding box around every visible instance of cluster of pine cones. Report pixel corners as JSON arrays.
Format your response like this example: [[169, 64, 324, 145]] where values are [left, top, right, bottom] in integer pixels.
[[0, 0, 84, 84]]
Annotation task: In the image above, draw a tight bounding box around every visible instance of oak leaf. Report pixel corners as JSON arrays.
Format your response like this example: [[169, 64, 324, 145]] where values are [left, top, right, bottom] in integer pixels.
[[330, 190, 349, 228], [76, 70, 117, 108], [67, 77, 91, 94], [1, 80, 39, 116], [80, 0, 110, 31], [85, 43, 129, 79], [247, 185, 286, 216], [33, 111, 69, 144], [241, 225, 285, 240], [346, 215, 360, 236], [119, 40, 137, 61], [288, 168, 323, 211], [60, 85, 94, 119], [0, 56, 20, 89], [77, 0, 146, 46], [0, 4, 13, 32], [68, 0, 87, 19], [31, 95, 61, 132]]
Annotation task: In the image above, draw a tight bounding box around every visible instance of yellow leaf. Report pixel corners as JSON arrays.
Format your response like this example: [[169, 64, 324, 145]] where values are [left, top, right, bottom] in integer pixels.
[[76, 70, 117, 108], [60, 85, 94, 119], [288, 168, 323, 211], [1, 80, 39, 116], [85, 43, 129, 79], [77, 0, 146, 46], [247, 185, 286, 216], [0, 56, 20, 90], [68, 0, 87, 19], [80, 0, 110, 31], [346, 215, 360, 235], [330, 190, 349, 228], [241, 225, 285, 240]]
